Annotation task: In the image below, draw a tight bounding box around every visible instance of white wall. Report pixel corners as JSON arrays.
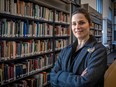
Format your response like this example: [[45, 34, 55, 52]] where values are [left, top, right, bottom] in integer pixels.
[[81, 0, 113, 18], [81, 0, 96, 10], [103, 0, 112, 18]]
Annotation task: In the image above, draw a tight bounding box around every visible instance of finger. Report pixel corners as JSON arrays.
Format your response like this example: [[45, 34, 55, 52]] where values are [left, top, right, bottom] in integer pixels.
[[81, 71, 87, 76]]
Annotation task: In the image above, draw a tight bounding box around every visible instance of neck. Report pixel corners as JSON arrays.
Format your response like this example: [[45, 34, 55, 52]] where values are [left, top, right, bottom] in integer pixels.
[[77, 35, 90, 50]]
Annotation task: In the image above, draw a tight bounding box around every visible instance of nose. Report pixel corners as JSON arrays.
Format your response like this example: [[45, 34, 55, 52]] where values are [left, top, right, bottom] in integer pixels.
[[75, 23, 80, 29]]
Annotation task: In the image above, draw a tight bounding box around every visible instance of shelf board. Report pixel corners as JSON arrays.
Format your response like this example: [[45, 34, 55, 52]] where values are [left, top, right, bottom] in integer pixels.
[[107, 35, 112, 37], [97, 29, 102, 31], [0, 36, 70, 41], [29, 0, 70, 14], [0, 13, 54, 24], [0, 65, 53, 87], [54, 21, 70, 26], [55, 49, 62, 52], [107, 39, 112, 41], [59, 0, 71, 4], [54, 35, 70, 39], [0, 36, 53, 41], [95, 35, 102, 38], [0, 51, 53, 64]]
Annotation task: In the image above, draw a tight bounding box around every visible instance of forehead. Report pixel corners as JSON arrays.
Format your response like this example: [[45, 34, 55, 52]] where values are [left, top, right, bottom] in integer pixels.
[[72, 13, 87, 21]]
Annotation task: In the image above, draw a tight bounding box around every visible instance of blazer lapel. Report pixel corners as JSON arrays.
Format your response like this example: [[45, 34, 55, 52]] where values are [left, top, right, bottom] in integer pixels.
[[63, 47, 72, 71], [73, 47, 88, 73], [64, 40, 78, 71]]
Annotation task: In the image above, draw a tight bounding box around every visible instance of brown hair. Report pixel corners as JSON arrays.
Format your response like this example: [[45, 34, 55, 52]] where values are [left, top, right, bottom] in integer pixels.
[[72, 7, 91, 24]]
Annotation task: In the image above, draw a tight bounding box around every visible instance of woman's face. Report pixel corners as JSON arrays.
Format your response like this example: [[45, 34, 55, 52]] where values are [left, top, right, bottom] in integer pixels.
[[71, 13, 91, 39]]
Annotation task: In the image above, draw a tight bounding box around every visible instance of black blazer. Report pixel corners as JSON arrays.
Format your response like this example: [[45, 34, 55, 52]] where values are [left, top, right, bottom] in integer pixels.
[[50, 35, 107, 87]]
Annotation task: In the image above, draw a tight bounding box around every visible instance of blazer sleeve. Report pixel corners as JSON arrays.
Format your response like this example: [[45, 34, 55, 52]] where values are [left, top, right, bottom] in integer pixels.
[[50, 49, 64, 86], [51, 45, 107, 87]]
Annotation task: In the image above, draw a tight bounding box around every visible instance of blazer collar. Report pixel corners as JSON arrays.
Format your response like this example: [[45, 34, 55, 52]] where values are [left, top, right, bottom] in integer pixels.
[[84, 35, 97, 47], [71, 35, 97, 48]]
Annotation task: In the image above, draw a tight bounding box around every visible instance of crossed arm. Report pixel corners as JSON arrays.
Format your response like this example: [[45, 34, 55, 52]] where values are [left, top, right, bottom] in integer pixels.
[[50, 48, 107, 87]]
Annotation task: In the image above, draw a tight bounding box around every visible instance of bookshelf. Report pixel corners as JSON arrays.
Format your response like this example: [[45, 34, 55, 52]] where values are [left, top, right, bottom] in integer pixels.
[[0, 0, 76, 86], [81, 4, 103, 43], [0, 65, 52, 87], [113, 3, 116, 50], [113, 23, 116, 47], [103, 18, 113, 54]]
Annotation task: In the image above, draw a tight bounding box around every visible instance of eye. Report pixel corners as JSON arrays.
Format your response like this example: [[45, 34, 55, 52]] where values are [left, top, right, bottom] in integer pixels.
[[72, 22, 76, 26], [79, 21, 86, 25]]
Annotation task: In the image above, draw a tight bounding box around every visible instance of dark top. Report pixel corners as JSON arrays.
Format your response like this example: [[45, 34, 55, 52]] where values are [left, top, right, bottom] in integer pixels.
[[70, 48, 82, 72]]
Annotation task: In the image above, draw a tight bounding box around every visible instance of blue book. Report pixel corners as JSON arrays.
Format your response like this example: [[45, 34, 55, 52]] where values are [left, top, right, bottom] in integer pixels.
[[23, 22, 27, 37], [4, 64, 8, 81], [0, 21, 2, 37], [36, 22, 39, 37]]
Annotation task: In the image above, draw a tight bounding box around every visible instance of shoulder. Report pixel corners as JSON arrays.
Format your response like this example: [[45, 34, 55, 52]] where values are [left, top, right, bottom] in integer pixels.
[[87, 42, 107, 63], [90, 42, 107, 57], [94, 42, 106, 51]]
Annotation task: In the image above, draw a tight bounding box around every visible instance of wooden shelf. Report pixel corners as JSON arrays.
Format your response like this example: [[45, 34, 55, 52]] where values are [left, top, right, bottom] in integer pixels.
[[0, 65, 53, 87], [0, 0, 77, 86], [0, 36, 53, 41], [0, 51, 53, 64]]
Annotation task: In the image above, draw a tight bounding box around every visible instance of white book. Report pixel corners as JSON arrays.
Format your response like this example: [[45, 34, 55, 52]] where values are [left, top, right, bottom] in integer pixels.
[[0, 0, 4, 13], [0, 69, 3, 84], [40, 74, 43, 87]]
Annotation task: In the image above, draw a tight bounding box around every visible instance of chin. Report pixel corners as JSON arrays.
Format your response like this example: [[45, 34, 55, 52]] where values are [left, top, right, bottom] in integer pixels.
[[76, 35, 85, 39]]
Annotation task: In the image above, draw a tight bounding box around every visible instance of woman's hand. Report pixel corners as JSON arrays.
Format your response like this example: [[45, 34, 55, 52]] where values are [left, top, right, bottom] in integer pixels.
[[81, 68, 87, 76]]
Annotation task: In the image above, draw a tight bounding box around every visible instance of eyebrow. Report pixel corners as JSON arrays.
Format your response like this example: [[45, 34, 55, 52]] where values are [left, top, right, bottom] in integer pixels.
[[72, 20, 87, 22]]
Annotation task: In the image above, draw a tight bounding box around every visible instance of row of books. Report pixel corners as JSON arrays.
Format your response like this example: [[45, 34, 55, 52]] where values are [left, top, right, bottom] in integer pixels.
[[0, 54, 53, 84], [0, 19, 53, 37], [91, 22, 102, 30], [55, 11, 70, 23], [107, 28, 112, 36], [0, 0, 70, 23], [0, 0, 53, 21], [5, 72, 50, 87], [107, 37, 112, 40], [54, 25, 70, 36], [0, 40, 53, 60], [90, 29, 102, 36], [55, 39, 69, 50], [107, 28, 112, 33], [107, 33, 112, 37], [0, 19, 70, 37]]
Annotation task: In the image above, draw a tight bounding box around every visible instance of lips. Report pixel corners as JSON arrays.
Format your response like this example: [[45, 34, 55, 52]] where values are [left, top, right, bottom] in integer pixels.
[[74, 29, 83, 33]]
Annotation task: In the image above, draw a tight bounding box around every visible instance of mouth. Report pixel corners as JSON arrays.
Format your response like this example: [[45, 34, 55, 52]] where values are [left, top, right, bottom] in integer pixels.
[[74, 29, 83, 33]]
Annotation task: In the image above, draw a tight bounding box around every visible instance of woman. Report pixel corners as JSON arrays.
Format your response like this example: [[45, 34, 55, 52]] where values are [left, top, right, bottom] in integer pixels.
[[50, 8, 107, 87]]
